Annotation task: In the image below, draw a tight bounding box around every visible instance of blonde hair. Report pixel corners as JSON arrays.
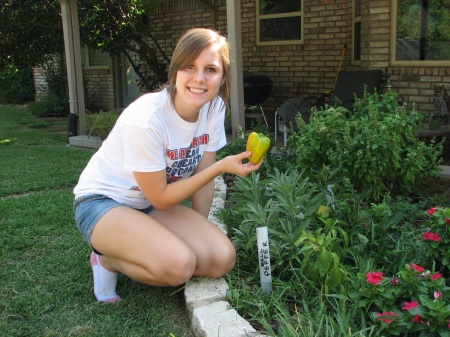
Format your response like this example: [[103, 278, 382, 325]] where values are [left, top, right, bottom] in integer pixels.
[[168, 28, 231, 109]]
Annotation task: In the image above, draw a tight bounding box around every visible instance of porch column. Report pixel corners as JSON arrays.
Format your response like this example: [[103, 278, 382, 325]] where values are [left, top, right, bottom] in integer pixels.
[[59, 0, 86, 136], [226, 0, 245, 139]]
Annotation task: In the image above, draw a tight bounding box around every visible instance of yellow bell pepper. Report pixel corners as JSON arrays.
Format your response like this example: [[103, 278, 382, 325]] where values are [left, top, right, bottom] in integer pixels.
[[246, 132, 270, 164]]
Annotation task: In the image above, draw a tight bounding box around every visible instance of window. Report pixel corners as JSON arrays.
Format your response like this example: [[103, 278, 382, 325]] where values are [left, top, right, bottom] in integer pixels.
[[257, 0, 303, 45], [81, 47, 110, 68], [392, 0, 450, 65], [353, 0, 362, 62]]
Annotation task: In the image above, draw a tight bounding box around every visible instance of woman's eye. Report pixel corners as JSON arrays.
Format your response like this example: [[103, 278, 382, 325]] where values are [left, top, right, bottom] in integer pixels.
[[206, 67, 217, 73], [187, 65, 195, 70]]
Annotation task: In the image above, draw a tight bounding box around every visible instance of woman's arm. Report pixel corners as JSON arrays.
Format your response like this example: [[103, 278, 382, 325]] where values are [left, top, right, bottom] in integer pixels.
[[134, 151, 262, 211]]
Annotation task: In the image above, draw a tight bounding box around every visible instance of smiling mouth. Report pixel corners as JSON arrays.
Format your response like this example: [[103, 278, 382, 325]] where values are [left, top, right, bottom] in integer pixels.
[[188, 87, 207, 94]]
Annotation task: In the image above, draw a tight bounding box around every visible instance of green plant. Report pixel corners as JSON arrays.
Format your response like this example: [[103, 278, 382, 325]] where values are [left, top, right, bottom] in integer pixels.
[[28, 91, 69, 117], [85, 110, 120, 139], [0, 65, 35, 104], [420, 207, 450, 275], [291, 90, 444, 201], [350, 263, 450, 336]]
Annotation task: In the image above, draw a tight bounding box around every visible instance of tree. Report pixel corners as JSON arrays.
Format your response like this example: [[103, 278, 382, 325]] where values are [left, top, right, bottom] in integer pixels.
[[0, 0, 170, 91], [0, 0, 64, 68], [79, 0, 169, 91]]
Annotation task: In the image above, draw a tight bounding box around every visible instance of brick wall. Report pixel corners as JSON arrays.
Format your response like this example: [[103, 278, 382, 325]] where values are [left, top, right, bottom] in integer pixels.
[[33, 65, 116, 111], [83, 68, 115, 110], [33, 0, 450, 121]]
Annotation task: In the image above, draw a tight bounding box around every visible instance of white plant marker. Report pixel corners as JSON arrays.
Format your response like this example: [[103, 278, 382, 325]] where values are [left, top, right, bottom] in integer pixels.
[[256, 226, 272, 293]]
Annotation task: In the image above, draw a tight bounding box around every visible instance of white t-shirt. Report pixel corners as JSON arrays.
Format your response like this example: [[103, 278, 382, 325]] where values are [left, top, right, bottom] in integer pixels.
[[74, 88, 227, 209]]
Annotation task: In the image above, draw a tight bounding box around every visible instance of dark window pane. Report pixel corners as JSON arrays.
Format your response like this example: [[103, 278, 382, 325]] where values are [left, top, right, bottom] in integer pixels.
[[396, 0, 450, 61], [260, 16, 301, 42], [259, 0, 300, 15]]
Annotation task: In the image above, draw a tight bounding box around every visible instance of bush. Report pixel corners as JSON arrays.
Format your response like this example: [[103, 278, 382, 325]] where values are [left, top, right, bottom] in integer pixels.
[[28, 91, 69, 117], [290, 90, 443, 201], [0, 65, 35, 104]]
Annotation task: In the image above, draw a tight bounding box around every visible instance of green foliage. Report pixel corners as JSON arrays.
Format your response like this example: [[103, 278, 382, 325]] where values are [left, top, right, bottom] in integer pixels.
[[349, 263, 450, 336], [0, 65, 35, 104], [84, 110, 120, 139], [420, 207, 450, 275], [28, 91, 69, 117], [28, 55, 69, 117], [291, 90, 443, 201], [0, 0, 64, 68]]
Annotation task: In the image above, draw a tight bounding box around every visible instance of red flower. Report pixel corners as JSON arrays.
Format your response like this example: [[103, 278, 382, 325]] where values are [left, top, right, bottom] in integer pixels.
[[390, 277, 400, 284], [408, 263, 425, 272], [412, 315, 425, 324], [448, 319, 450, 329], [422, 232, 442, 242], [366, 271, 383, 285], [444, 218, 450, 225], [402, 300, 418, 310], [427, 207, 438, 215], [377, 311, 398, 324], [431, 273, 442, 281]]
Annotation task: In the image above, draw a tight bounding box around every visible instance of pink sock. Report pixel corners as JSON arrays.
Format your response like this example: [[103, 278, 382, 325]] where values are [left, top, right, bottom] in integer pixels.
[[90, 252, 121, 303]]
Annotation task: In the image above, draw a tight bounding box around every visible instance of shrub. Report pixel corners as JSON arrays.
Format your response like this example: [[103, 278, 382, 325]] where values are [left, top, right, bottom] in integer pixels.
[[290, 90, 443, 201], [28, 91, 69, 117], [349, 263, 450, 336], [84, 110, 120, 139], [0, 65, 35, 104]]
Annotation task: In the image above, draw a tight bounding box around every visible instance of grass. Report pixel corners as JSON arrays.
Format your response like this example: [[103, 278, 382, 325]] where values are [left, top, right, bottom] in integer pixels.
[[0, 105, 194, 337]]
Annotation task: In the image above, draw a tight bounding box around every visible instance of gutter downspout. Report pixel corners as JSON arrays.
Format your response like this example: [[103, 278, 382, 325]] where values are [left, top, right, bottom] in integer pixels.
[[226, 0, 245, 139], [59, 0, 86, 136]]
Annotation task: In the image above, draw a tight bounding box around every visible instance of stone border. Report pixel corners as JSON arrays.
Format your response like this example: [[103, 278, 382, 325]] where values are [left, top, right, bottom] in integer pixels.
[[184, 176, 266, 337]]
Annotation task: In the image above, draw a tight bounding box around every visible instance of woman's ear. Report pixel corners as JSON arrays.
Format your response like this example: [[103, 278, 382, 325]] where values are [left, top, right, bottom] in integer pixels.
[[221, 77, 226, 86]]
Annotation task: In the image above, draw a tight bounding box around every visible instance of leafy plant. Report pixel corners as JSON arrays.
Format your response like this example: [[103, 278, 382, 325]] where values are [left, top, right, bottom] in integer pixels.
[[420, 207, 450, 275], [85, 110, 120, 139], [350, 263, 450, 336], [290, 90, 444, 201]]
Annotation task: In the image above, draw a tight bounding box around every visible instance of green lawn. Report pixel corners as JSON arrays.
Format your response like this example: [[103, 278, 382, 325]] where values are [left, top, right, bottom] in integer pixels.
[[0, 105, 194, 337]]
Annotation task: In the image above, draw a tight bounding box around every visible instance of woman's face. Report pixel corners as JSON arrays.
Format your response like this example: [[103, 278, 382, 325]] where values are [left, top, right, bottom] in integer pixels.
[[173, 45, 225, 122]]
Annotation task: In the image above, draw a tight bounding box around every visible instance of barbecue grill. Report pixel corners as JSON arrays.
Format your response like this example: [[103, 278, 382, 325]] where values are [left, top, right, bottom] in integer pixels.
[[243, 74, 273, 127]]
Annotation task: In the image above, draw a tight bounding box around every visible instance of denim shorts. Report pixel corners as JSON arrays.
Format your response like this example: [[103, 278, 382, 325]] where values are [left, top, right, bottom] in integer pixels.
[[73, 194, 155, 249]]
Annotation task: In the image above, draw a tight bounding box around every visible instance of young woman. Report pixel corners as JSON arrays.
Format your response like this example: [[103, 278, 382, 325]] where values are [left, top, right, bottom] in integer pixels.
[[73, 28, 262, 302]]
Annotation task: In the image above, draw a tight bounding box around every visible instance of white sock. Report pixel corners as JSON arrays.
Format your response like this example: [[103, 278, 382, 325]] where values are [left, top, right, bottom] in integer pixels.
[[90, 252, 121, 303]]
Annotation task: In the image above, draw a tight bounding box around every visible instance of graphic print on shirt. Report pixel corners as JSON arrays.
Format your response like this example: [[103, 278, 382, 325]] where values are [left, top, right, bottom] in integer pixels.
[[165, 134, 209, 184]]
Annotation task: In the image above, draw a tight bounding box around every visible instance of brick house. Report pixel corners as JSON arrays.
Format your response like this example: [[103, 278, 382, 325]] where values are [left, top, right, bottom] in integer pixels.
[[35, 0, 450, 129]]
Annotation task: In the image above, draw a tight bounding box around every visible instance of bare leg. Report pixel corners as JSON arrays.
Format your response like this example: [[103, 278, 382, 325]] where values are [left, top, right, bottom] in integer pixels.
[[90, 205, 236, 289]]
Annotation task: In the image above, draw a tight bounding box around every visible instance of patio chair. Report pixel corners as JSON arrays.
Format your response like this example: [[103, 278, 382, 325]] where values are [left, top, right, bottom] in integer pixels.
[[275, 69, 385, 145]]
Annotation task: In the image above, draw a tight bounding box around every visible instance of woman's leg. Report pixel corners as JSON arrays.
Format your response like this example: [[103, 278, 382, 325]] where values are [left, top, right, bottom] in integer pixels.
[[150, 205, 236, 278], [90, 204, 235, 290]]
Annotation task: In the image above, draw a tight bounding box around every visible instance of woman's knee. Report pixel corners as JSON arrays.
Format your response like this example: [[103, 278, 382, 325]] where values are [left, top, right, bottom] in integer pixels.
[[142, 250, 197, 286]]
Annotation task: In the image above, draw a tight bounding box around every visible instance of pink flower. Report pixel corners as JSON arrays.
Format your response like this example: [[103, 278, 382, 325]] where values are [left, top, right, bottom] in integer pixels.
[[412, 315, 425, 324], [408, 263, 425, 272], [434, 292, 442, 300], [448, 319, 450, 329], [366, 271, 383, 285], [377, 311, 398, 324], [427, 207, 438, 215], [444, 218, 450, 225], [390, 277, 400, 284], [431, 273, 442, 281], [422, 232, 442, 242], [402, 300, 418, 311]]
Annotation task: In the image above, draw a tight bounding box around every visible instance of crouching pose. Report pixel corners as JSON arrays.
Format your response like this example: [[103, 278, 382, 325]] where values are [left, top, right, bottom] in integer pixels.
[[73, 28, 262, 302]]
